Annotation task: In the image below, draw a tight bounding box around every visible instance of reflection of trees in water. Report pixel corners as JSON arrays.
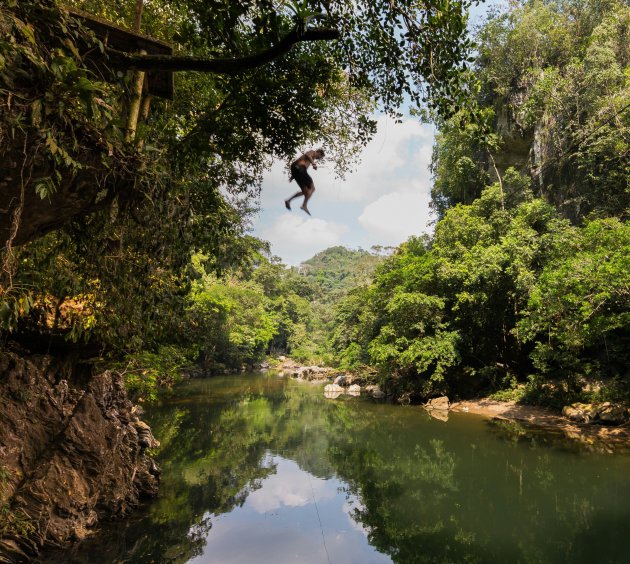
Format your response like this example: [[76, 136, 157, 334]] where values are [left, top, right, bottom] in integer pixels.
[[325, 412, 495, 564], [69, 377, 343, 562], [68, 377, 630, 563], [325, 405, 630, 564]]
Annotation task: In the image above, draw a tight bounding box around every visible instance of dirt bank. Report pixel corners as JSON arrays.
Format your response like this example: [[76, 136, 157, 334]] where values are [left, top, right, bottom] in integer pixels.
[[276, 359, 630, 449], [0, 351, 160, 563], [451, 398, 630, 447]]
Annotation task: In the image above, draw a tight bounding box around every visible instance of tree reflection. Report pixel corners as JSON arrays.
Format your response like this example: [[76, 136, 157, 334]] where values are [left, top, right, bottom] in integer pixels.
[[64, 375, 630, 564]]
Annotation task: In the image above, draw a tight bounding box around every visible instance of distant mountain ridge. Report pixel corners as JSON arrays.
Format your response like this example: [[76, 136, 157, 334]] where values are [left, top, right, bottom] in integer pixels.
[[298, 246, 388, 302]]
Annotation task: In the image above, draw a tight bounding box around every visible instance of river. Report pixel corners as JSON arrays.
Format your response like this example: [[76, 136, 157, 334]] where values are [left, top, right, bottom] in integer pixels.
[[52, 372, 630, 563]]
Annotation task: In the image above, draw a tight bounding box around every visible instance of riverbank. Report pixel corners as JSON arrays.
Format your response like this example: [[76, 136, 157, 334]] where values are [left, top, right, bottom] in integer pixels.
[[276, 358, 630, 448], [451, 398, 630, 447]]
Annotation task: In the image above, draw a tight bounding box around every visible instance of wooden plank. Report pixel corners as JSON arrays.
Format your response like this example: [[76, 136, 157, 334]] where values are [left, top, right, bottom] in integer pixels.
[[66, 8, 174, 100]]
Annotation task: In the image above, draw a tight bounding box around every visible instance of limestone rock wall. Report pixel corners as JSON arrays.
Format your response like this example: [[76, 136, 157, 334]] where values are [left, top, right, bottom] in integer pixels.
[[0, 352, 159, 562]]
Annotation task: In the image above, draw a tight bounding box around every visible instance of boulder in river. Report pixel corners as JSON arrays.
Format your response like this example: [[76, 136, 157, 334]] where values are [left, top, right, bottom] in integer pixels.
[[365, 384, 386, 398], [324, 384, 344, 399], [426, 396, 450, 410], [347, 384, 361, 395], [427, 409, 449, 422]]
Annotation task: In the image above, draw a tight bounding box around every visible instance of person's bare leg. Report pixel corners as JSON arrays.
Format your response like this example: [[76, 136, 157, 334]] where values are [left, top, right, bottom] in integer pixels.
[[300, 185, 315, 215], [285, 190, 303, 210]]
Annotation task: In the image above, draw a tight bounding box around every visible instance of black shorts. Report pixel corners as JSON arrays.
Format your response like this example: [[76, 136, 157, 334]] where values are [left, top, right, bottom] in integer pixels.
[[291, 164, 313, 189]]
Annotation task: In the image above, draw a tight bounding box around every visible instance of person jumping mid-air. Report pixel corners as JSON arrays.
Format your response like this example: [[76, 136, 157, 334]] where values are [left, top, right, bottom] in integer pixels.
[[285, 148, 325, 216]]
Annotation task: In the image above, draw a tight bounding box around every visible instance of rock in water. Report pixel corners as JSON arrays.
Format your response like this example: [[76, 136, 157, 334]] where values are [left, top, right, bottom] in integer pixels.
[[0, 352, 160, 562], [364, 384, 386, 399], [134, 420, 160, 449], [596, 403, 628, 425], [563, 402, 628, 425], [324, 383, 344, 399], [426, 396, 450, 410]]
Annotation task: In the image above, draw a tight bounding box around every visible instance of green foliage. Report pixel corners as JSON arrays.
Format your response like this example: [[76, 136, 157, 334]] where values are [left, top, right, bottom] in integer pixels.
[[2, 0, 626, 411], [188, 273, 277, 367], [116, 345, 196, 402], [297, 246, 386, 362], [519, 219, 630, 379], [1, 0, 475, 383], [331, 182, 628, 400], [432, 0, 630, 221], [0, 0, 146, 204], [182, 250, 322, 369], [430, 108, 496, 217], [300, 246, 385, 303], [326, 0, 627, 402]]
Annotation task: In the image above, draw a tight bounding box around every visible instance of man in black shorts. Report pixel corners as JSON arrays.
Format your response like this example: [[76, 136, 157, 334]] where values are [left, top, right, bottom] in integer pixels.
[[284, 148, 325, 216]]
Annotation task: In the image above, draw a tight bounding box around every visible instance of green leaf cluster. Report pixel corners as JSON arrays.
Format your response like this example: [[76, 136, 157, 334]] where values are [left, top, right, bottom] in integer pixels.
[[182, 250, 319, 370], [331, 178, 629, 401]]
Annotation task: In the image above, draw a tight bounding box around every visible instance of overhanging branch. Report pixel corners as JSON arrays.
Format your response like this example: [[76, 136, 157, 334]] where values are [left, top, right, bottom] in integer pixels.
[[106, 28, 340, 74]]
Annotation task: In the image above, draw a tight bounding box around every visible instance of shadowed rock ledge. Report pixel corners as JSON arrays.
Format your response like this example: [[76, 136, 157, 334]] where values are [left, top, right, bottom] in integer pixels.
[[0, 352, 160, 562]]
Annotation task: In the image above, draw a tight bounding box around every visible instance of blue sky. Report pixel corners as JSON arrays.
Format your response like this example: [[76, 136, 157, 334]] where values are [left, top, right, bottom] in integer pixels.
[[253, 117, 436, 265], [252, 1, 501, 266]]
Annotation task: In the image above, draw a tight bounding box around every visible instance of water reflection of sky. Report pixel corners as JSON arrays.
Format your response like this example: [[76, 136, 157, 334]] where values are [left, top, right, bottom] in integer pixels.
[[189, 455, 392, 564]]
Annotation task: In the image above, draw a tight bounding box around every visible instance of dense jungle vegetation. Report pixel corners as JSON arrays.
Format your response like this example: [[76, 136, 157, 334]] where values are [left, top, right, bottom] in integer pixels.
[[0, 0, 628, 408], [0, 0, 468, 387], [330, 0, 630, 406]]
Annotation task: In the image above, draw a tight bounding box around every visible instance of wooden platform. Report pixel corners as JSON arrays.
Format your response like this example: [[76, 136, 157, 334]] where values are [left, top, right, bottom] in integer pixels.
[[66, 8, 174, 99]]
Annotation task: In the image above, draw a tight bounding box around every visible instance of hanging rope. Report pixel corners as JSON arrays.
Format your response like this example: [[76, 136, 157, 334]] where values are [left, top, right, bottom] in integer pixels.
[[307, 472, 333, 564]]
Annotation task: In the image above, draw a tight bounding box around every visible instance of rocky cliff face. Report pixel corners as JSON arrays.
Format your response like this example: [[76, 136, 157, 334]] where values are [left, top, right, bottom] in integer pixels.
[[0, 352, 160, 562]]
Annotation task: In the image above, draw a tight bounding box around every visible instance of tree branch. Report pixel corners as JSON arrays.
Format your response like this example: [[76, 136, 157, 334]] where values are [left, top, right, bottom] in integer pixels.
[[106, 28, 340, 74]]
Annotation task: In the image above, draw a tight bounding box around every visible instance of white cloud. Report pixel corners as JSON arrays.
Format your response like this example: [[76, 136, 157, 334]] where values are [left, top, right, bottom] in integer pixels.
[[316, 116, 434, 204], [261, 213, 348, 264], [254, 114, 436, 264], [246, 459, 334, 513], [358, 187, 434, 245]]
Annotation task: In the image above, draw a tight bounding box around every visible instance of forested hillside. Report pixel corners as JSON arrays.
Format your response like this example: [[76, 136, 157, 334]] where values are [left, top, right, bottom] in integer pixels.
[[300, 246, 387, 301], [330, 0, 629, 406], [0, 0, 469, 361], [175, 245, 384, 383]]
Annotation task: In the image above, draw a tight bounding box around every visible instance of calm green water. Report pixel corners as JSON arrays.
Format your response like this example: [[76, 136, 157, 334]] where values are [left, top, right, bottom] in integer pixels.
[[55, 373, 630, 563]]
